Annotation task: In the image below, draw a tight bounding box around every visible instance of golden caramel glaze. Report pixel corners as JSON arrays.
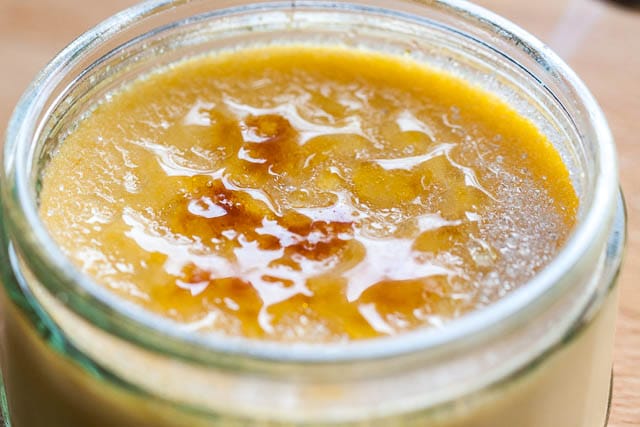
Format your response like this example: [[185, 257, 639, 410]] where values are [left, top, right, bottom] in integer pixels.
[[39, 45, 578, 341]]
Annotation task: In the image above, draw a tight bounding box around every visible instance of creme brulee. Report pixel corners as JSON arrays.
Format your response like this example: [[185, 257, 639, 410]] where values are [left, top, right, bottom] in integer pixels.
[[39, 45, 577, 342]]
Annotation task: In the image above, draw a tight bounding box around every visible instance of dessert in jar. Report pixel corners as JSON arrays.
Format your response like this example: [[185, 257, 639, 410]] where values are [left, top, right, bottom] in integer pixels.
[[0, 1, 625, 426]]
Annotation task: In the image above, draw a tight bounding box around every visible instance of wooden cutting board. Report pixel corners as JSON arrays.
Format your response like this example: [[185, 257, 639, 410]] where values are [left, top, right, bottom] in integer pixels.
[[0, 0, 637, 425]]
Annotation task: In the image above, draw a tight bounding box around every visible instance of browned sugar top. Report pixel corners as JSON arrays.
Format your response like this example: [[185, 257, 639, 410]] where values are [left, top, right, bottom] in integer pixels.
[[40, 45, 578, 342]]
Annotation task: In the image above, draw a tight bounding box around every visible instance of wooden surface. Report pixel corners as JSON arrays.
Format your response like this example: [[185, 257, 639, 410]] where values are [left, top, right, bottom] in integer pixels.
[[0, 0, 638, 425]]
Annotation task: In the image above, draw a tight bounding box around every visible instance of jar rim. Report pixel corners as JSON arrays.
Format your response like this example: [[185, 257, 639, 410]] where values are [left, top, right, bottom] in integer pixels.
[[2, 0, 619, 364]]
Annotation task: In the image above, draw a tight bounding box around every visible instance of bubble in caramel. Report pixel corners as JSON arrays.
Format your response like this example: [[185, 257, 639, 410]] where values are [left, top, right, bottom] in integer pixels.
[[39, 45, 578, 342]]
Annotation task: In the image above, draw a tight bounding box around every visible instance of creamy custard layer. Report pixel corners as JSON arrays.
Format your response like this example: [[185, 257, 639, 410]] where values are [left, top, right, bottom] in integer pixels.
[[39, 45, 578, 341]]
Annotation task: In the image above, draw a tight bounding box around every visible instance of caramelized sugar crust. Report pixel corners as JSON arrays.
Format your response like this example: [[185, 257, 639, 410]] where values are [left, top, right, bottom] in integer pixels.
[[39, 46, 578, 341]]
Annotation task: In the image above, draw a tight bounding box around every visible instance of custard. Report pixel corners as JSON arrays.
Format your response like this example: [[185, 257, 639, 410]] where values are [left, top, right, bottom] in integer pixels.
[[39, 45, 577, 342]]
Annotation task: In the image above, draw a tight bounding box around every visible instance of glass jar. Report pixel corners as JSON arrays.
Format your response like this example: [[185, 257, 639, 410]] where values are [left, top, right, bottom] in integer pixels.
[[0, 1, 626, 426]]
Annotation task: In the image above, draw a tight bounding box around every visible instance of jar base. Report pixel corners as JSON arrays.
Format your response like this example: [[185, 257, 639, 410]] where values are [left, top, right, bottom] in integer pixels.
[[0, 370, 616, 427], [0, 374, 10, 427], [605, 370, 614, 426]]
